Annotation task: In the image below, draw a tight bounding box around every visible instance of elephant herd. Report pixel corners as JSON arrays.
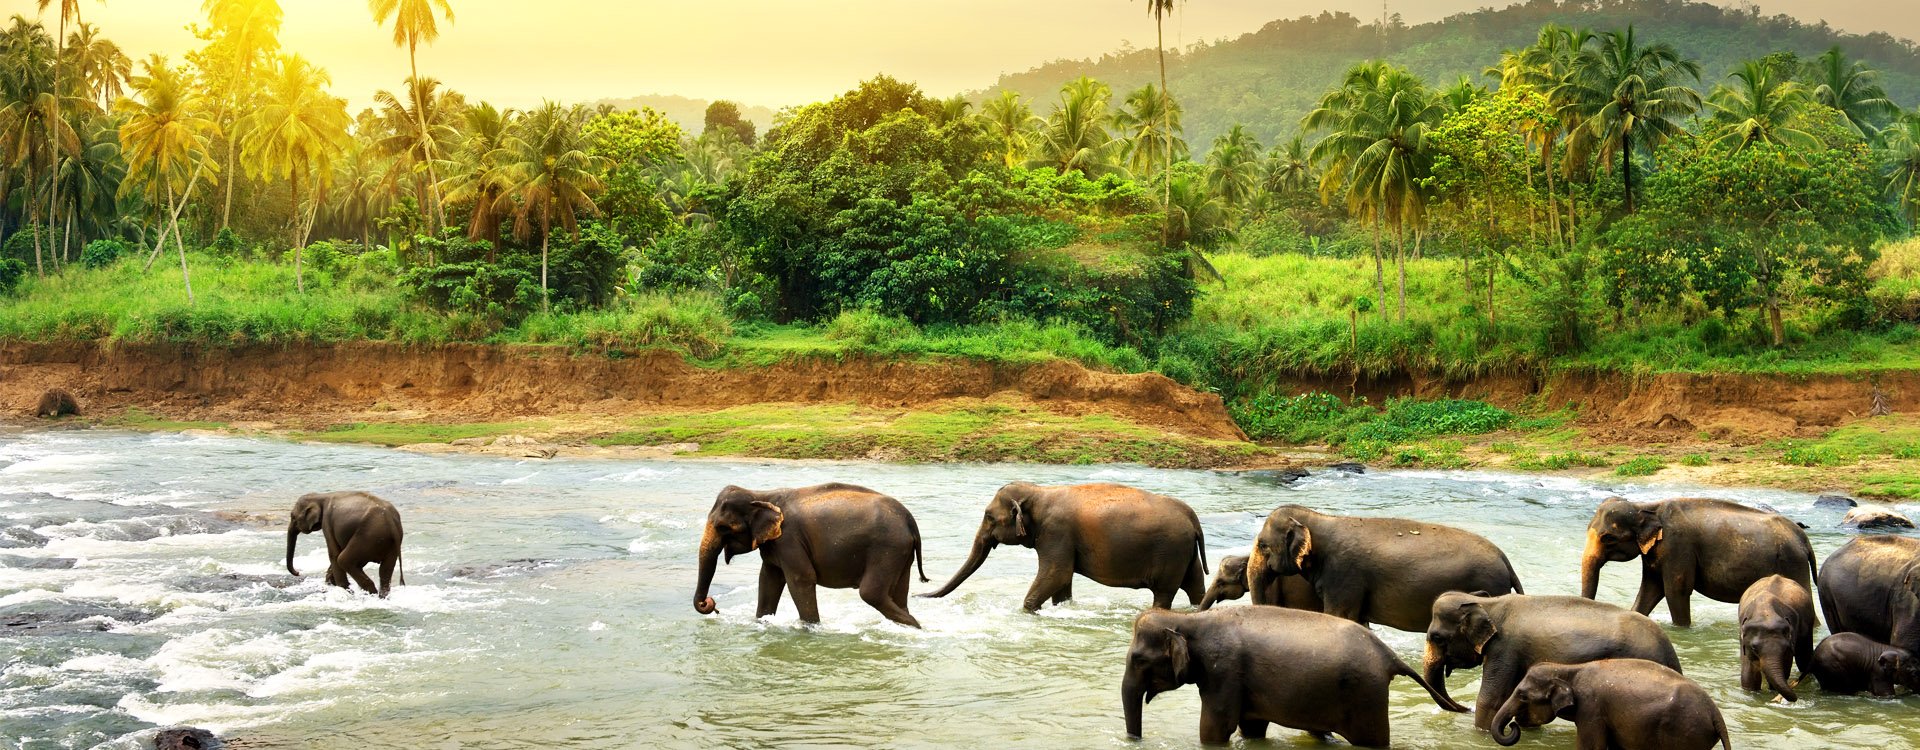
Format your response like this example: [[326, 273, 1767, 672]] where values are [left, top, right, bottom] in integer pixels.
[[681, 482, 1920, 749], [274, 481, 1920, 748]]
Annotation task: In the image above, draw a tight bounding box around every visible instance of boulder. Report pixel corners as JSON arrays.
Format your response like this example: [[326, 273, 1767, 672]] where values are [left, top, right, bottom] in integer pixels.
[[1236, 468, 1309, 485], [1815, 495, 1859, 510], [1326, 462, 1367, 474], [0, 555, 75, 569], [153, 727, 221, 750], [1843, 507, 1916, 531], [33, 389, 79, 419]]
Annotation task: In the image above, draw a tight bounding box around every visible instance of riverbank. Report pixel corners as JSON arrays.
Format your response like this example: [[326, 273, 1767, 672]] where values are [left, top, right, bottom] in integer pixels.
[[4, 340, 1919, 496]]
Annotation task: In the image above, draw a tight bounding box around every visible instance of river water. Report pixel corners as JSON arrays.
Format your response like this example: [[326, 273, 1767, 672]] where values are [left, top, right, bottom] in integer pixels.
[[1, 429, 1917, 749]]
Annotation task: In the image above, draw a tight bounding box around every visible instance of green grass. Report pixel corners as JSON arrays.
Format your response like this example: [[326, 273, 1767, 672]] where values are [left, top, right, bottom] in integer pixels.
[[291, 420, 548, 446], [1681, 453, 1712, 467], [1857, 473, 1920, 500], [1614, 456, 1667, 477], [1511, 451, 1611, 471]]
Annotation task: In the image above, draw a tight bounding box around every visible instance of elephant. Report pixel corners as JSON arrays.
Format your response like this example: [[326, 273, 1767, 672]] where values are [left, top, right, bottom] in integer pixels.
[[1490, 659, 1730, 750], [1808, 632, 1920, 697], [921, 482, 1207, 610], [1424, 592, 1682, 731], [1196, 554, 1323, 611], [1818, 535, 1920, 655], [1123, 606, 1466, 747], [1580, 497, 1816, 627], [693, 483, 927, 627], [285, 491, 404, 598], [33, 389, 78, 419], [1246, 504, 1523, 631], [1736, 574, 1816, 702]]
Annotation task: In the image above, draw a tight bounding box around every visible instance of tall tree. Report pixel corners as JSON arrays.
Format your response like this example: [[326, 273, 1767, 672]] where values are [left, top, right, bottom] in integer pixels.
[[372, 76, 460, 233], [368, 0, 454, 229], [493, 101, 605, 310], [1031, 76, 1117, 178], [1203, 123, 1261, 210], [0, 17, 80, 276], [1144, 0, 1178, 243], [981, 90, 1035, 168], [1557, 26, 1701, 213], [438, 100, 514, 248], [1112, 83, 1185, 179], [1802, 46, 1898, 139], [62, 22, 127, 110], [115, 54, 218, 301], [1260, 134, 1315, 198], [201, 0, 282, 230], [1706, 59, 1819, 154], [1885, 112, 1920, 228], [242, 53, 349, 291], [36, 0, 98, 274]]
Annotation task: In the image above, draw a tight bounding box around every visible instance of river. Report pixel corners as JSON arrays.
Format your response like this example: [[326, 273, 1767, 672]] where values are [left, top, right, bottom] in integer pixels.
[[1, 429, 1916, 749]]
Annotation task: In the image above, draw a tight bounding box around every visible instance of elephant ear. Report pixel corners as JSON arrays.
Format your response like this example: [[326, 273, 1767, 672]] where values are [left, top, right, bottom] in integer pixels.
[[1011, 495, 1028, 539], [1166, 628, 1192, 681], [1548, 680, 1575, 716], [1291, 521, 1314, 571], [1636, 508, 1664, 556], [748, 501, 784, 549], [1465, 603, 1499, 655]]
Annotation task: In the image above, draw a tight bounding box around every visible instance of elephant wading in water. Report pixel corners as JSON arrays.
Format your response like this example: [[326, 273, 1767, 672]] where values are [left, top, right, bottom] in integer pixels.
[[286, 492, 404, 598], [1124, 606, 1466, 746], [1819, 535, 1920, 655], [1737, 574, 1816, 702], [1196, 554, 1321, 611], [693, 483, 927, 627], [922, 482, 1207, 610], [1809, 632, 1920, 697], [1490, 659, 1730, 750], [1581, 497, 1815, 627], [1424, 592, 1681, 731], [1246, 505, 1523, 631]]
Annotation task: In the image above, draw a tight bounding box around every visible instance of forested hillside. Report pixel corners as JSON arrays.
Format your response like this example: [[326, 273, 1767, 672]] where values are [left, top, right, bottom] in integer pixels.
[[979, 0, 1920, 147]]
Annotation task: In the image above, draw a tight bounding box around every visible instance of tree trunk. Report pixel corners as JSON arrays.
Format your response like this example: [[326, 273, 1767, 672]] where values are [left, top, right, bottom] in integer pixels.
[[1395, 219, 1407, 323], [539, 209, 551, 312], [408, 42, 448, 233], [1621, 131, 1634, 214], [168, 183, 194, 304], [46, 13, 65, 274], [1371, 212, 1385, 315], [292, 167, 304, 293], [1768, 300, 1785, 347], [1157, 11, 1170, 247], [1544, 137, 1562, 250], [28, 163, 44, 277]]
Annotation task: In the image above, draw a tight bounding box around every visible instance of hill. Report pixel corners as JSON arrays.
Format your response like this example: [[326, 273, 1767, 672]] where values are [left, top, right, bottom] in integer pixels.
[[590, 93, 778, 136], [974, 0, 1920, 149]]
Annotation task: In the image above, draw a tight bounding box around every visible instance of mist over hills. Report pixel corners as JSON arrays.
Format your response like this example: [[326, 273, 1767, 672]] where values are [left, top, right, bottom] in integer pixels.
[[975, 0, 1920, 149]]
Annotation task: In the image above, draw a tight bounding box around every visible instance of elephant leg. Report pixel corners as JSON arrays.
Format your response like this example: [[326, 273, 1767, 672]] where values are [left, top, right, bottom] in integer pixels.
[[860, 567, 921, 628], [324, 564, 346, 589], [1150, 585, 1178, 610], [1197, 706, 1237, 745], [756, 564, 787, 618], [1663, 571, 1695, 627], [1740, 655, 1760, 691], [1050, 577, 1073, 605], [377, 560, 396, 599], [1796, 631, 1815, 678], [891, 564, 911, 608], [342, 562, 378, 595], [1474, 660, 1522, 730], [1630, 569, 1665, 617], [1237, 719, 1268, 740], [1022, 550, 1074, 612], [1339, 722, 1390, 749], [784, 570, 823, 624], [1181, 559, 1206, 607]]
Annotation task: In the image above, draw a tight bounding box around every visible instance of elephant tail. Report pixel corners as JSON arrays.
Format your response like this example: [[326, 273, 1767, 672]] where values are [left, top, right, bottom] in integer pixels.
[[1501, 551, 1524, 595], [398, 550, 406, 586], [1394, 654, 1470, 713], [910, 517, 929, 583], [1194, 532, 1209, 576], [1715, 708, 1732, 750]]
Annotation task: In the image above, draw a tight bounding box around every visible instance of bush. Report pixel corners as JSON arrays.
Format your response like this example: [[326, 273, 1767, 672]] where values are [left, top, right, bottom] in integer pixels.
[[546, 223, 630, 309], [209, 227, 246, 258], [514, 292, 733, 357], [2, 226, 43, 266], [1614, 456, 1666, 476], [0, 257, 27, 295], [637, 227, 727, 291], [80, 239, 128, 269], [1681, 453, 1712, 467], [1232, 392, 1371, 443], [287, 241, 345, 275], [1781, 443, 1847, 467], [821, 308, 921, 348]]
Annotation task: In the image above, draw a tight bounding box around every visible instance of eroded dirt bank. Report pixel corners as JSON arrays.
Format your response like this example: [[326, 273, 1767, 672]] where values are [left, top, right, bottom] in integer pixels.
[[0, 341, 1248, 442]]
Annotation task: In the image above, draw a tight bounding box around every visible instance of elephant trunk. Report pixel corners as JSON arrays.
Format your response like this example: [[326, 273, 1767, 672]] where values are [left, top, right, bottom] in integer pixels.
[[1247, 545, 1272, 606], [1763, 648, 1798, 702], [1423, 641, 1459, 712], [285, 522, 302, 577], [921, 526, 994, 599], [1122, 673, 1147, 738], [1197, 587, 1219, 610], [1490, 694, 1523, 746], [1579, 529, 1604, 600], [693, 524, 721, 614]]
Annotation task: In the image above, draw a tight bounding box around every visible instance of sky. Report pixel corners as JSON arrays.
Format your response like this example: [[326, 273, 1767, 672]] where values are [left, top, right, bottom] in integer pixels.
[[6, 0, 1918, 110]]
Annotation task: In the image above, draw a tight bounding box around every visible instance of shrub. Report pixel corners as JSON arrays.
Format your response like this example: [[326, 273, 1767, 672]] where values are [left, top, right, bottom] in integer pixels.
[[1680, 453, 1711, 467], [515, 292, 733, 358], [1614, 456, 1666, 477], [821, 308, 921, 348], [286, 240, 345, 275], [1231, 392, 1370, 443], [209, 227, 246, 258], [637, 227, 727, 291], [80, 239, 128, 269], [1381, 398, 1514, 435], [1781, 444, 1847, 467], [0, 257, 27, 295]]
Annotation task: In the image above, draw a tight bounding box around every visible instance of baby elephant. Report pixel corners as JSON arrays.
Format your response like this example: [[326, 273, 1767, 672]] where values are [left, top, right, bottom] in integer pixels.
[[1124, 606, 1465, 747], [1198, 554, 1321, 611], [1491, 659, 1730, 750], [286, 491, 405, 598], [1737, 574, 1816, 702], [1810, 633, 1920, 697]]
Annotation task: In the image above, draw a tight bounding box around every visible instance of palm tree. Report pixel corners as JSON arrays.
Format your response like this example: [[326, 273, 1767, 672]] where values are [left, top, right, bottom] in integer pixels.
[[492, 101, 604, 309], [372, 76, 460, 230], [934, 93, 972, 127], [1260, 134, 1315, 197], [1164, 167, 1227, 284], [51, 113, 122, 260], [1706, 59, 1819, 154], [437, 100, 514, 249], [980, 90, 1035, 168], [1884, 112, 1920, 228], [1204, 123, 1261, 210], [1803, 46, 1898, 139], [115, 54, 218, 301], [1144, 0, 1179, 239], [1306, 61, 1443, 319], [1112, 83, 1186, 179], [1511, 24, 1596, 245], [368, 0, 455, 229], [326, 138, 388, 248], [1, 17, 80, 276], [1556, 26, 1701, 212], [36, 0, 98, 271], [62, 22, 127, 110], [202, 0, 283, 230], [1031, 76, 1117, 178], [242, 53, 350, 291]]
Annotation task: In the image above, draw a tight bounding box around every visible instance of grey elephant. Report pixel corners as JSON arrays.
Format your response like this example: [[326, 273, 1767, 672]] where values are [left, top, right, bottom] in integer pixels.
[[693, 483, 927, 627], [1196, 554, 1321, 611], [286, 491, 405, 598], [1737, 574, 1816, 702], [1581, 497, 1815, 627], [1490, 659, 1730, 750]]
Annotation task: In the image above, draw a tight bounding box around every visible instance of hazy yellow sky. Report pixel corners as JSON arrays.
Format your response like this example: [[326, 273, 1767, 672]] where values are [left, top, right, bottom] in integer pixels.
[[7, 0, 1917, 110]]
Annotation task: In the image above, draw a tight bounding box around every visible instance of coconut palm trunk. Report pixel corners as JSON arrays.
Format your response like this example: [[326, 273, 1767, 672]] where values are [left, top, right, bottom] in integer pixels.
[[291, 166, 304, 293], [168, 182, 193, 304], [407, 44, 446, 231], [1156, 9, 1171, 244]]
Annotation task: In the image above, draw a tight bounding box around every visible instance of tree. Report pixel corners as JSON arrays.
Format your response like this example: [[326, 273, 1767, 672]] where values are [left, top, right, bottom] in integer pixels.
[[1706, 59, 1818, 154], [1425, 89, 1554, 325], [201, 0, 282, 230], [980, 90, 1035, 168], [1112, 83, 1185, 180], [1802, 46, 1897, 139], [437, 100, 513, 248], [242, 53, 350, 290], [62, 22, 128, 110], [1260, 134, 1315, 197], [0, 17, 80, 277], [1143, 0, 1179, 242], [582, 106, 681, 244], [1885, 112, 1920, 228], [1032, 76, 1116, 178], [702, 100, 755, 146], [1203, 123, 1261, 211], [36, 0, 99, 274], [493, 101, 605, 310], [1557, 26, 1701, 213], [115, 54, 219, 301], [368, 0, 454, 228], [371, 76, 460, 231]]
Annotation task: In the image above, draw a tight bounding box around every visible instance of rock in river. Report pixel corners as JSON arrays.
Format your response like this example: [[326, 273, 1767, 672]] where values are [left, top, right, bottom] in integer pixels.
[[1842, 507, 1916, 531]]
